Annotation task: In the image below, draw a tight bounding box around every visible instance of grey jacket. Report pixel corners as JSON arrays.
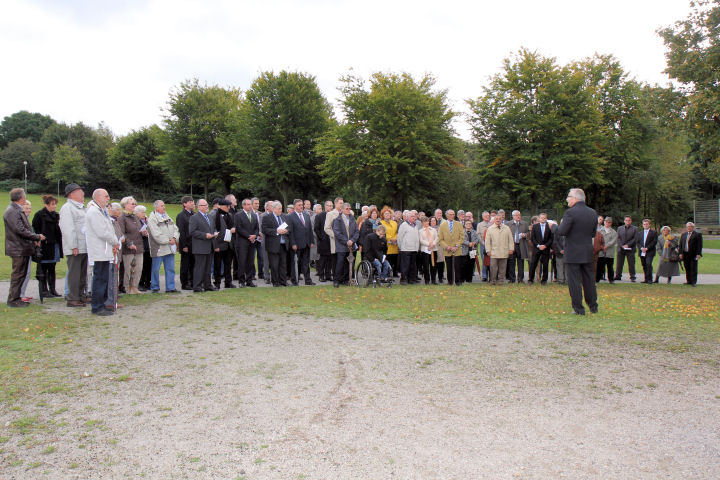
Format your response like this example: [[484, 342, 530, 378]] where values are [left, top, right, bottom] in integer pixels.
[[461, 228, 480, 256], [598, 227, 617, 258]]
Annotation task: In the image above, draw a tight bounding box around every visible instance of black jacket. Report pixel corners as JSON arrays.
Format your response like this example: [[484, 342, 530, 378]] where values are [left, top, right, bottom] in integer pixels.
[[287, 210, 314, 250], [234, 208, 259, 245], [557, 201, 597, 264], [679, 231, 703, 258], [262, 213, 290, 254], [617, 224, 638, 251], [637, 228, 658, 257], [314, 211, 330, 254], [363, 232, 387, 264], [359, 218, 379, 249], [531, 222, 553, 252], [176, 209, 194, 252], [32, 207, 63, 260]]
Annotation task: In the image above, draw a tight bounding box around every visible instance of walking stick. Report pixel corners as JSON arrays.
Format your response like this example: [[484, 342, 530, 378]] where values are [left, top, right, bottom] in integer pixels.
[[347, 248, 357, 286], [447, 253, 454, 285], [114, 250, 119, 311]]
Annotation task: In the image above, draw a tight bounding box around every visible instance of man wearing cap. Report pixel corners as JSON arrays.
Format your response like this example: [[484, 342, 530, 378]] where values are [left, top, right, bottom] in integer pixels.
[[4, 188, 45, 307], [85, 189, 120, 316], [59, 183, 89, 307]]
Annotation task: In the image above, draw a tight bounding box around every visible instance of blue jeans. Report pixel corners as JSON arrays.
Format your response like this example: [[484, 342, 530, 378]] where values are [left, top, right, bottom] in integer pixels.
[[372, 259, 391, 279], [151, 254, 176, 291], [91, 261, 110, 313]]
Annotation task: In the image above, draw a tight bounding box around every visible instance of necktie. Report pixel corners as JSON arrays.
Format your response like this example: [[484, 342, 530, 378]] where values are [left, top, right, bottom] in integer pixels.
[[247, 211, 251, 222], [202, 213, 210, 226], [449, 221, 453, 233], [515, 222, 520, 243], [541, 223, 545, 238], [299, 212, 305, 226]]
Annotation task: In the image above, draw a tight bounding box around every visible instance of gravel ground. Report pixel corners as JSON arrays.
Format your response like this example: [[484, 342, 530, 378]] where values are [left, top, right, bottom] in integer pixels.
[[1, 300, 719, 479]]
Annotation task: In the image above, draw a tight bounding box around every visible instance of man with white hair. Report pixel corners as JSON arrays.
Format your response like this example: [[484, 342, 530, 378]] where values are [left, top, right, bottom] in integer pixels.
[[147, 200, 180, 293], [557, 188, 598, 315], [397, 210, 420, 285], [324, 197, 344, 281], [84, 189, 120, 316], [507, 210, 530, 282], [263, 201, 291, 287], [679, 222, 703, 286]]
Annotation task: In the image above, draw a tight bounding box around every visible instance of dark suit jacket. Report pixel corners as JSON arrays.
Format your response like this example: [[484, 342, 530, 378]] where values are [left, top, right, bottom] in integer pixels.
[[636, 228, 658, 257], [287, 210, 314, 250], [189, 211, 214, 255], [314, 211, 330, 255], [679, 231, 703, 258], [332, 214, 360, 253], [234, 209, 259, 245], [176, 209, 194, 252], [550, 224, 565, 257], [531, 222, 553, 252], [363, 232, 387, 264], [617, 224, 638, 251], [507, 220, 531, 259], [261, 213, 290, 254], [557, 201, 597, 264]]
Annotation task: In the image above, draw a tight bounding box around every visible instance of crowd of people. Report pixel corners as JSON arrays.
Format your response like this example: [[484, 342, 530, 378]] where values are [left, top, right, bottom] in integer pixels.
[[4, 186, 706, 315]]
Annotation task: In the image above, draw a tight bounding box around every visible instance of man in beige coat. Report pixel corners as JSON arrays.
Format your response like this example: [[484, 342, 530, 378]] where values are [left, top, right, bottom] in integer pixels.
[[485, 215, 514, 285], [437, 209, 465, 285], [323, 197, 344, 281]]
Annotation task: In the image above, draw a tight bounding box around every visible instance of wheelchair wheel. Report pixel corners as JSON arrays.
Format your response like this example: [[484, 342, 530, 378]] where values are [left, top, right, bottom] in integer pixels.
[[355, 260, 373, 287]]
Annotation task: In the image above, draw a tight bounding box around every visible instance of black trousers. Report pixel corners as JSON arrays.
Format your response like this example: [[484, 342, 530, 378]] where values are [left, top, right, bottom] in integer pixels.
[[286, 248, 298, 284], [268, 245, 288, 286], [683, 256, 698, 285], [419, 252, 435, 284], [193, 253, 213, 290], [463, 254, 476, 283], [386, 253, 398, 277], [529, 250, 550, 283], [334, 251, 350, 284], [180, 250, 194, 287], [596, 256, 614, 282], [565, 262, 598, 314], [399, 251, 417, 283], [506, 243, 524, 282], [236, 239, 253, 284], [444, 255, 464, 285], [213, 248, 234, 285], [436, 260, 444, 281], [640, 252, 655, 283], [251, 241, 262, 279], [295, 246, 312, 283], [317, 253, 333, 280], [615, 249, 635, 280], [139, 251, 152, 288]]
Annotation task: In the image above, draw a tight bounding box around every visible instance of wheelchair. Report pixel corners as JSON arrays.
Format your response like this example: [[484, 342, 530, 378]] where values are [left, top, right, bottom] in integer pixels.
[[355, 259, 393, 288]]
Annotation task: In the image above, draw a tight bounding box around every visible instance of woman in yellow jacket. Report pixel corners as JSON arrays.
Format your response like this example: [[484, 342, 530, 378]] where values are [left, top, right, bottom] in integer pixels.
[[380, 206, 398, 277]]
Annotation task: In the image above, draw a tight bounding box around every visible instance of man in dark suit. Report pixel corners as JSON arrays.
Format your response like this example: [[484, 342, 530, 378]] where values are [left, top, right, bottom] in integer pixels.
[[506, 210, 530, 282], [189, 199, 218, 292], [176, 196, 195, 290], [614, 215, 638, 282], [261, 201, 291, 287], [528, 212, 553, 285], [288, 198, 315, 285], [637, 218, 658, 284], [332, 203, 360, 287], [314, 201, 333, 282], [557, 188, 599, 315], [679, 222, 703, 286], [233, 198, 259, 287]]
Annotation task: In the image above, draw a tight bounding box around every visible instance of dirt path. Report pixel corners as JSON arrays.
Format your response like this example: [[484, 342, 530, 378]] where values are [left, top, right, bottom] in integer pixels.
[[1, 301, 718, 479]]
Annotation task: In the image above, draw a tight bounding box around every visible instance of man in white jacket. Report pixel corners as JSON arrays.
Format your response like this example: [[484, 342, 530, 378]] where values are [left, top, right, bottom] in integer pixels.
[[85, 189, 119, 316], [147, 200, 180, 293], [397, 211, 420, 285], [59, 183, 88, 307]]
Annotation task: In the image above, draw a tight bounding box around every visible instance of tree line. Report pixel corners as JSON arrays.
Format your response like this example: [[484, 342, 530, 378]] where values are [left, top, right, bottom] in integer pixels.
[[0, 1, 717, 226]]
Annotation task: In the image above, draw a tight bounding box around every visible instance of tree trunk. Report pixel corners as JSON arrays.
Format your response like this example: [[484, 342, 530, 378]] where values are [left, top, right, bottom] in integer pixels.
[[392, 191, 404, 211]]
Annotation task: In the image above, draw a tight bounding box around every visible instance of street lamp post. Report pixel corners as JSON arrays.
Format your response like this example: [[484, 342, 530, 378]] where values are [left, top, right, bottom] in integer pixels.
[[23, 161, 28, 193]]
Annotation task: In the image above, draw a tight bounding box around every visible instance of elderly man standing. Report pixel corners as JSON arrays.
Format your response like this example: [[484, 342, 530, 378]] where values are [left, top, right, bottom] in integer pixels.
[[679, 222, 703, 286], [189, 199, 218, 292], [234, 198, 259, 288], [314, 200, 334, 282], [85, 189, 120, 316], [176, 196, 195, 290], [4, 188, 45, 307], [397, 210, 420, 285], [59, 183, 88, 307], [438, 209, 465, 286], [332, 203, 359, 287], [288, 198, 316, 286], [324, 197, 344, 282], [147, 200, 180, 293], [485, 214, 513, 285], [506, 210, 530, 283], [262, 201, 291, 287], [557, 188, 598, 315]]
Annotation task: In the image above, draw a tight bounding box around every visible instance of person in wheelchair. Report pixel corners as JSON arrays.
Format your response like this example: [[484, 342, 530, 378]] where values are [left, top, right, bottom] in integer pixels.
[[363, 224, 391, 281]]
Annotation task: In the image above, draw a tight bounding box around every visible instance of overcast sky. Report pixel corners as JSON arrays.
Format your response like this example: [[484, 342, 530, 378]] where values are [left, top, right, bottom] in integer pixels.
[[1, 0, 692, 139]]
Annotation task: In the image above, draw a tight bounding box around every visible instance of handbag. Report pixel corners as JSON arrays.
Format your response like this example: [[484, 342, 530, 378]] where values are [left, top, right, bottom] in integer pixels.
[[668, 247, 680, 263]]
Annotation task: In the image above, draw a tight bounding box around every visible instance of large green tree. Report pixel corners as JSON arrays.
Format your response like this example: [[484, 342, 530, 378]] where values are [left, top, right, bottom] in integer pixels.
[[34, 122, 115, 189], [659, 0, 720, 192], [316, 72, 456, 209], [0, 110, 56, 148], [161, 79, 241, 197], [468, 49, 605, 212], [221, 71, 333, 205], [108, 125, 168, 201], [45, 145, 87, 185], [0, 138, 40, 181]]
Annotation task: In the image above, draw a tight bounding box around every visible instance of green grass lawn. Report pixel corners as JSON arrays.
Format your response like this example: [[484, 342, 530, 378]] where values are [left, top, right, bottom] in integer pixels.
[[704, 239, 720, 250]]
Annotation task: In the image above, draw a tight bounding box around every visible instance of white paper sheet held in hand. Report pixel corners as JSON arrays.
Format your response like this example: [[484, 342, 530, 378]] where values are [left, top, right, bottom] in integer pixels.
[[277, 222, 288, 233], [139, 224, 147, 233], [224, 229, 232, 242]]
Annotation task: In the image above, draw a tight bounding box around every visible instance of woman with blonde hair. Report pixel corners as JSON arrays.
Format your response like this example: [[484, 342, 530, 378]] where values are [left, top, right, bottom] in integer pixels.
[[418, 216, 439, 284], [379, 206, 398, 276], [118, 197, 145, 294], [654, 226, 680, 283]]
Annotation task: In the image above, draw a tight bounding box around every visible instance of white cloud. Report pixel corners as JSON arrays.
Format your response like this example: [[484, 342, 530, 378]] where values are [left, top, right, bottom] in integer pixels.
[[0, 0, 692, 138]]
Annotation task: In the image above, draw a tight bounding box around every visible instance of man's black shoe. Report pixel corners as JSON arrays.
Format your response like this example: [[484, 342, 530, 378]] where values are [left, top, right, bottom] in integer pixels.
[[590, 308, 598, 314], [225, 283, 237, 288], [570, 310, 586, 315], [93, 309, 114, 316], [193, 288, 204, 293], [166, 289, 181, 294], [8, 300, 29, 308], [305, 281, 316, 286], [246, 282, 257, 287], [181, 285, 193, 291], [205, 286, 219, 291]]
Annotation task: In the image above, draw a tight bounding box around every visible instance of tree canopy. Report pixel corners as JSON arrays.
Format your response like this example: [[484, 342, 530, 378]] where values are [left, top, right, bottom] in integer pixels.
[[0, 110, 56, 148], [108, 125, 168, 201], [316, 72, 456, 209]]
